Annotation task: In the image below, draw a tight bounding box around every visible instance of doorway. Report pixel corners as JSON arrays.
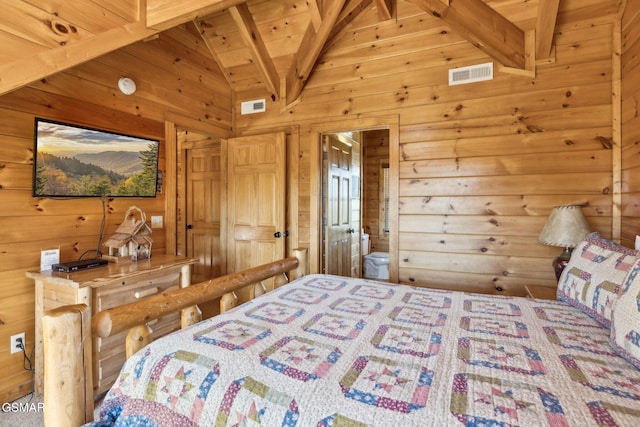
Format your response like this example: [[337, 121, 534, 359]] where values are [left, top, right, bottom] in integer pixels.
[[322, 132, 361, 277], [312, 115, 398, 282]]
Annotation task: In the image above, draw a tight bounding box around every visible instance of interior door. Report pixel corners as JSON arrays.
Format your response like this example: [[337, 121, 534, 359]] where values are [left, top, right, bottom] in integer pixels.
[[185, 142, 225, 283], [227, 132, 286, 303], [182, 130, 226, 319], [325, 134, 354, 276]]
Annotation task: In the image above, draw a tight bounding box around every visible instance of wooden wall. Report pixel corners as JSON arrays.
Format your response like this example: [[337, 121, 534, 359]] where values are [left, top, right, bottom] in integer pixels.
[[0, 0, 634, 406], [363, 129, 390, 253], [234, 1, 623, 294], [621, 2, 640, 246], [0, 25, 230, 403]]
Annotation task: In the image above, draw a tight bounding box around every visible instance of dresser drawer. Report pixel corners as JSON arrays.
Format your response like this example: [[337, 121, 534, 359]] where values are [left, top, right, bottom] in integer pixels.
[[92, 269, 183, 394], [94, 270, 180, 311]]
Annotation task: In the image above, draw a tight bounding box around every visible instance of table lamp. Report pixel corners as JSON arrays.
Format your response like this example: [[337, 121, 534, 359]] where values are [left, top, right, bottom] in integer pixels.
[[538, 205, 591, 280]]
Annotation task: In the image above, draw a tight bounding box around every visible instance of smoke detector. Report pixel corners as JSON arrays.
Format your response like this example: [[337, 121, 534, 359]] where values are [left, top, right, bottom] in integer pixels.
[[118, 77, 137, 95]]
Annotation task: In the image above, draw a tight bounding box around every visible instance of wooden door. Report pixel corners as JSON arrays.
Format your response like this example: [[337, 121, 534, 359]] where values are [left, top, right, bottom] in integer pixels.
[[325, 135, 353, 276], [227, 132, 286, 302], [185, 143, 225, 283], [179, 129, 227, 319]]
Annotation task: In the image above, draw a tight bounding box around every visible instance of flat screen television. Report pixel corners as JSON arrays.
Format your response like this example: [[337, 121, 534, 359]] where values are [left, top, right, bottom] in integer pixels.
[[33, 118, 159, 198]]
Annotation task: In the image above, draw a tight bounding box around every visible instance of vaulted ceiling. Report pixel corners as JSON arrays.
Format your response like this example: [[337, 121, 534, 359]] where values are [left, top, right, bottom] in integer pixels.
[[0, 0, 618, 105]]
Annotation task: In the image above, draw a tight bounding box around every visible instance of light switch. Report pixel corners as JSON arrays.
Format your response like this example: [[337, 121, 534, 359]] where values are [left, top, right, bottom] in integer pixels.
[[151, 215, 163, 229], [636, 235, 640, 250]]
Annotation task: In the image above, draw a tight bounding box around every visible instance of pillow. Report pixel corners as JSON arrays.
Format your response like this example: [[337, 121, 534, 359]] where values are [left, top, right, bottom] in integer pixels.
[[556, 232, 639, 327], [610, 258, 640, 369]]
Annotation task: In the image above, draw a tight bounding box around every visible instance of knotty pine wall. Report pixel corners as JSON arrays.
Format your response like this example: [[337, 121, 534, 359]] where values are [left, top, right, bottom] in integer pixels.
[[363, 129, 390, 253], [235, 3, 627, 294], [0, 25, 230, 403], [621, 3, 640, 246], [0, 0, 635, 406]]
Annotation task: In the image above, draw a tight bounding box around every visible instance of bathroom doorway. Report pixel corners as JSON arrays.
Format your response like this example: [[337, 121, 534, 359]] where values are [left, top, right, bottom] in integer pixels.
[[321, 129, 390, 278], [310, 115, 399, 282]]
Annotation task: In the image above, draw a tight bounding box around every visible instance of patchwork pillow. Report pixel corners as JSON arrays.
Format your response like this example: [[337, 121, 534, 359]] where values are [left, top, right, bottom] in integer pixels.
[[610, 258, 640, 369], [556, 232, 639, 327]]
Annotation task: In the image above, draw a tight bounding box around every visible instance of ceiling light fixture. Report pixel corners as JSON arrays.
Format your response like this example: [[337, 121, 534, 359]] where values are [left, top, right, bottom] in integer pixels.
[[118, 77, 137, 95]]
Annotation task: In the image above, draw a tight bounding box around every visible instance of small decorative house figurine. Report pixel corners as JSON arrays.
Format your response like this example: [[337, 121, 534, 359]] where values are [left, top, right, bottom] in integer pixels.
[[103, 206, 153, 262]]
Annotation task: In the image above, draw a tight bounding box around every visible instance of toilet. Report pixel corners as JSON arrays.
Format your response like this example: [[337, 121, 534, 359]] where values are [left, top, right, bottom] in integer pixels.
[[363, 252, 389, 280]]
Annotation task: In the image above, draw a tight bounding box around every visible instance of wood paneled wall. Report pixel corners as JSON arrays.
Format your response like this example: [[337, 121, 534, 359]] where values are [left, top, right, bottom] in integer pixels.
[[621, 3, 640, 247], [363, 129, 390, 253], [0, 26, 230, 403], [235, 2, 623, 294], [0, 0, 635, 407]]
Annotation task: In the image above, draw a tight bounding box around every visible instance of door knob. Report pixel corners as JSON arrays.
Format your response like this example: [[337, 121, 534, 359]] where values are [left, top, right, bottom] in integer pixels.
[[347, 228, 355, 234], [274, 231, 281, 238], [186, 224, 193, 230]]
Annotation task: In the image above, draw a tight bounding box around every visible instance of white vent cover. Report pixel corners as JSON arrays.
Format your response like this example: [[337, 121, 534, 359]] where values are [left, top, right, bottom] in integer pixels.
[[240, 99, 266, 115], [448, 62, 493, 86]]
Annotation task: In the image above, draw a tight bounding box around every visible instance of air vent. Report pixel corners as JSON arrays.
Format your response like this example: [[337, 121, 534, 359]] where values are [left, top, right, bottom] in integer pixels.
[[240, 99, 266, 115], [448, 62, 493, 86]]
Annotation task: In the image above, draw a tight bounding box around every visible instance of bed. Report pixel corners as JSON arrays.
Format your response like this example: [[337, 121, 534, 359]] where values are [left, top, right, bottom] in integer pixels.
[[43, 235, 640, 426]]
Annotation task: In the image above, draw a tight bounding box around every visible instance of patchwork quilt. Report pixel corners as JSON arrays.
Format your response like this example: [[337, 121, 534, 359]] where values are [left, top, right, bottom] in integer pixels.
[[90, 274, 640, 426]]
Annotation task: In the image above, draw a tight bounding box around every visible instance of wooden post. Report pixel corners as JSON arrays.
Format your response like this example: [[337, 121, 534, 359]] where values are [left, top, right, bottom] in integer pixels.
[[126, 324, 153, 359], [181, 305, 202, 328], [274, 273, 289, 288], [43, 304, 93, 426], [220, 292, 237, 313], [291, 248, 308, 280], [252, 282, 267, 298]]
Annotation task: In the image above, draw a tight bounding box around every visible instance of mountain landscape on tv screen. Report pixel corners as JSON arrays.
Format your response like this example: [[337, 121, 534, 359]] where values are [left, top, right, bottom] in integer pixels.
[[34, 144, 158, 197]]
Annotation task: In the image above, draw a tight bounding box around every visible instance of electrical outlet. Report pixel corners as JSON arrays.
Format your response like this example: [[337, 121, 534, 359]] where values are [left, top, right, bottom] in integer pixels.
[[10, 332, 25, 354]]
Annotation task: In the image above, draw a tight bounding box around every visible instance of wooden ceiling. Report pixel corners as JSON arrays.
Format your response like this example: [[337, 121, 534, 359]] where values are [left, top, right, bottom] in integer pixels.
[[0, 0, 622, 105]]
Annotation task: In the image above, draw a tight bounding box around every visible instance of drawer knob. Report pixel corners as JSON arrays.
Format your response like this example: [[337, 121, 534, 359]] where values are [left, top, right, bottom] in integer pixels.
[[134, 287, 159, 299]]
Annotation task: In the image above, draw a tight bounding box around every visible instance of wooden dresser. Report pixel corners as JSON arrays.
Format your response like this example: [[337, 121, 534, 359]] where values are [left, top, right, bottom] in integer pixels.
[[27, 254, 197, 396]]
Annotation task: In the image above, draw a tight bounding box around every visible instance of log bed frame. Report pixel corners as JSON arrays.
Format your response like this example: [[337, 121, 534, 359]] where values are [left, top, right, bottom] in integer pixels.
[[41, 248, 308, 426]]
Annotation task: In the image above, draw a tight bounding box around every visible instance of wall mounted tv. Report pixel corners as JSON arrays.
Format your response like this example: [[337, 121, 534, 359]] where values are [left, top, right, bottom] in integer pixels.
[[33, 118, 159, 198]]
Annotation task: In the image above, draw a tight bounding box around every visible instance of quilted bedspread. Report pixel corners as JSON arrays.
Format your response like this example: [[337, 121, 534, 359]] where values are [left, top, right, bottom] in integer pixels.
[[90, 274, 640, 426]]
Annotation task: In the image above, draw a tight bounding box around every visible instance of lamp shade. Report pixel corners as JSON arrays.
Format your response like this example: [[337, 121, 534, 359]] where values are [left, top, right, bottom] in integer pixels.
[[538, 205, 591, 248]]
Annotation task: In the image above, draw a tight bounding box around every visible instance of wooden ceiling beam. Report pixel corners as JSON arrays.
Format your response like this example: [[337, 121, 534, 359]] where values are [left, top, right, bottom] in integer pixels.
[[0, 0, 249, 96], [409, 0, 525, 70], [146, 0, 245, 31], [308, 1, 323, 32], [229, 4, 281, 100], [284, 0, 348, 106], [0, 19, 157, 96], [535, 0, 560, 60], [375, 0, 394, 21], [325, 0, 374, 54]]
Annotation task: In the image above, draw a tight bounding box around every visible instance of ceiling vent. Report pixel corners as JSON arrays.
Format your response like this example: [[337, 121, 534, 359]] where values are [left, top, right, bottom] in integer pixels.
[[448, 62, 493, 86], [240, 99, 266, 115]]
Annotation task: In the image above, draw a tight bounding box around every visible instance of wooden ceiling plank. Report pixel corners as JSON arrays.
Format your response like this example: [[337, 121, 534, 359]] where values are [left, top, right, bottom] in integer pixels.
[[375, 0, 394, 21], [193, 19, 236, 90], [1, 1, 89, 49], [409, 0, 525, 69], [229, 3, 281, 100], [90, 0, 139, 22], [24, 0, 133, 30], [284, 0, 349, 106], [0, 20, 157, 96], [535, 0, 560, 60], [146, 0, 245, 31]]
